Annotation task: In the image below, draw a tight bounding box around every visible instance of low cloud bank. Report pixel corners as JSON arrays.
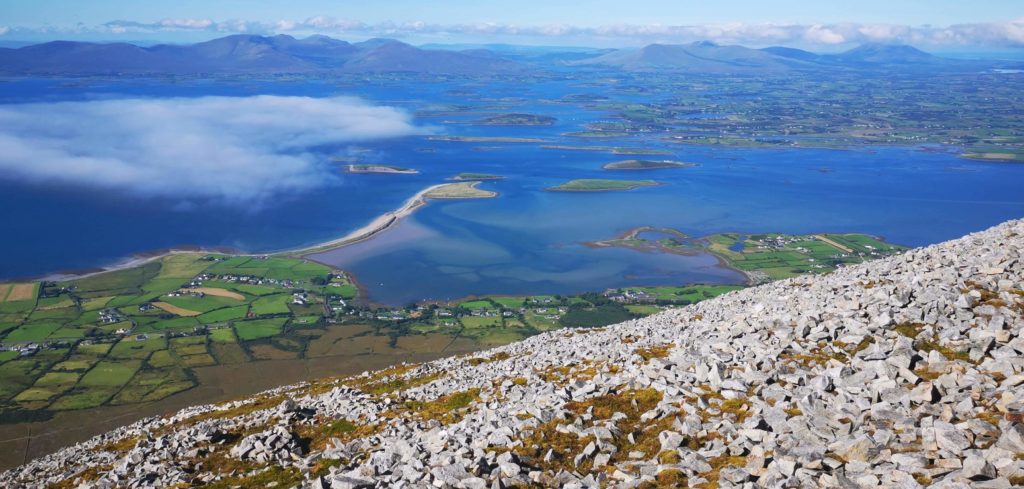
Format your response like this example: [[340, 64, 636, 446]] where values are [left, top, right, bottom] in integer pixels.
[[90, 17, 1024, 48], [0, 96, 425, 205]]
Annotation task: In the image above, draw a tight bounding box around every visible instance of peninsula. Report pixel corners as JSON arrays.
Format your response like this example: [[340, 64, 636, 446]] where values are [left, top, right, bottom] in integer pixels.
[[291, 182, 494, 255]]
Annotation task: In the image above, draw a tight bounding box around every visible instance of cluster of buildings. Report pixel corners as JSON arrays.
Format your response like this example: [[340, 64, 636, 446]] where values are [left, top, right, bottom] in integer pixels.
[[98, 309, 123, 324], [605, 289, 657, 303]]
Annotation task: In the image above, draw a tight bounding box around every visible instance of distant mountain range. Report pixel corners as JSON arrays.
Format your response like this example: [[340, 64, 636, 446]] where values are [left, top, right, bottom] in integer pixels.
[[0, 34, 528, 75], [0, 35, 1009, 75]]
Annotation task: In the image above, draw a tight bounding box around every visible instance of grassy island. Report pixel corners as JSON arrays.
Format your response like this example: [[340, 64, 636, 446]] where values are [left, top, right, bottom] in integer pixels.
[[346, 164, 418, 174], [451, 173, 505, 181], [476, 113, 556, 126], [424, 182, 498, 199], [547, 179, 661, 192], [586, 227, 907, 284], [960, 151, 1024, 163], [603, 159, 699, 170]]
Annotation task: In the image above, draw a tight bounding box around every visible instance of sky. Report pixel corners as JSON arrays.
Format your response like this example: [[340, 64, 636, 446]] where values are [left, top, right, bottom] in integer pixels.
[[1, 0, 1023, 48]]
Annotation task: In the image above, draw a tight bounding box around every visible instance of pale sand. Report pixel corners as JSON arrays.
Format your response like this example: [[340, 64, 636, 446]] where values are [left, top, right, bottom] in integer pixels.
[[35, 182, 463, 282]]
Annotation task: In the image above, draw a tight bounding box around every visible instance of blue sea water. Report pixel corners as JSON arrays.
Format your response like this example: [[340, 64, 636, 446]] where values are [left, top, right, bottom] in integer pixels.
[[1, 76, 1023, 304]]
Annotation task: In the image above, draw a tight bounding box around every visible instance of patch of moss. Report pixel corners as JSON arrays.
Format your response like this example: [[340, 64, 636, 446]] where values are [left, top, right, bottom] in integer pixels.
[[47, 464, 114, 488], [894, 323, 924, 338], [298, 416, 384, 452], [466, 351, 512, 366], [639, 468, 689, 488], [515, 389, 668, 473], [202, 465, 303, 489], [696, 455, 747, 489], [405, 388, 481, 424], [360, 371, 445, 396], [635, 344, 672, 360]]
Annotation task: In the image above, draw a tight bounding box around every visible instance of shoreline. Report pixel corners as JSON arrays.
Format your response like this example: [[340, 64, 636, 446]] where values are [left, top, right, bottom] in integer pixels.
[[285, 183, 446, 257], [24, 182, 457, 283]]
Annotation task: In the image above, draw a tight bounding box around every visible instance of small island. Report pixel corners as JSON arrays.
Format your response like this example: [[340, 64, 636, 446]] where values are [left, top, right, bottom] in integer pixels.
[[429, 136, 546, 144], [476, 113, 557, 126], [346, 164, 418, 174], [451, 172, 505, 181], [546, 179, 661, 192], [425, 181, 498, 199], [603, 159, 699, 170], [960, 151, 1024, 163]]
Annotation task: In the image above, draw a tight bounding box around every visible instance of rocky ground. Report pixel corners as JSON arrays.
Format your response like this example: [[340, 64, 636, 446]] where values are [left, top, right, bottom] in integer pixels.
[[4, 219, 1024, 488]]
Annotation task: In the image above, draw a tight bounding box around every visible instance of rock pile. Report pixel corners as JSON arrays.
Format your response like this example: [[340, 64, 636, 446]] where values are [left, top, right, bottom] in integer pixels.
[[3, 218, 1023, 488]]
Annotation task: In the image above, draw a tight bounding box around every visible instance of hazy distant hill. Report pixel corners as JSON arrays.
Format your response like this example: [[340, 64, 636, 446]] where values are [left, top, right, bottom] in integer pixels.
[[571, 41, 815, 72], [831, 42, 942, 65], [0, 35, 1002, 75], [0, 34, 527, 75], [573, 41, 964, 72]]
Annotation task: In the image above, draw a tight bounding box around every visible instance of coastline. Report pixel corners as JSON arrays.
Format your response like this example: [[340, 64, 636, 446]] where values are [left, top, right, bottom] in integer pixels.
[[27, 183, 455, 283], [285, 183, 446, 256]]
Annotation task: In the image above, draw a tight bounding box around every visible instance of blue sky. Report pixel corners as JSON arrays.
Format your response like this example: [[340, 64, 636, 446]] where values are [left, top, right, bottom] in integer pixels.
[[2, 0, 1023, 48]]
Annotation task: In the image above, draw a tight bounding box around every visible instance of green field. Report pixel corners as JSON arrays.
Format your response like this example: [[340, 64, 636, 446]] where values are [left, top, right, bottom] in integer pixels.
[[0, 253, 347, 415], [235, 318, 289, 341], [704, 232, 906, 280], [615, 285, 744, 304], [251, 295, 293, 316], [546, 179, 661, 192]]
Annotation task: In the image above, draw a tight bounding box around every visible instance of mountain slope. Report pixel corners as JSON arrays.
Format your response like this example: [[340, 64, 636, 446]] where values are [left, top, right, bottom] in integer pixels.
[[833, 43, 942, 65], [0, 35, 526, 75], [3, 219, 1023, 487], [572, 41, 814, 72]]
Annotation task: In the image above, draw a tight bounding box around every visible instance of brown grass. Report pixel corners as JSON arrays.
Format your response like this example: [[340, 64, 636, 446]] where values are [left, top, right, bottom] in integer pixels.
[[201, 466, 303, 489], [152, 301, 201, 317], [359, 370, 444, 396], [405, 388, 481, 424], [894, 322, 924, 338], [514, 389, 666, 473], [696, 455, 748, 489], [466, 351, 512, 365], [297, 417, 385, 452], [635, 344, 672, 360], [46, 464, 113, 488], [5, 283, 36, 302], [189, 287, 245, 301]]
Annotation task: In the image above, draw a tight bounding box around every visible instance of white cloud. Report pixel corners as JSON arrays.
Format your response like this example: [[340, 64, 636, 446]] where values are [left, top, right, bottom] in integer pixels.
[[0, 26, 9, 36], [804, 25, 846, 45], [0, 96, 426, 206]]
